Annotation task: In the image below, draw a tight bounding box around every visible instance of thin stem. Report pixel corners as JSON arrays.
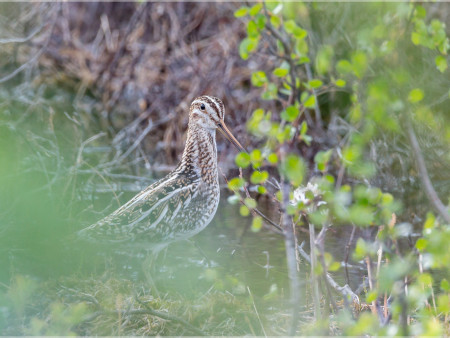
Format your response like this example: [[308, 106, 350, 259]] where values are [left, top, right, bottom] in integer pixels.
[[309, 224, 321, 320], [406, 116, 450, 223], [344, 225, 356, 286], [281, 177, 301, 335], [298, 242, 360, 305]]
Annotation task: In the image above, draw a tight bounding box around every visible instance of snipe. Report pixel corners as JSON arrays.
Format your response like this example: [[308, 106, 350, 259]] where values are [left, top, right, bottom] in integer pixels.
[[79, 96, 245, 253]]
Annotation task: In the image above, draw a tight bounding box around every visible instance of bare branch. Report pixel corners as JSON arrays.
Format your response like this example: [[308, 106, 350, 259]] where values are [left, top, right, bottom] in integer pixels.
[[298, 241, 360, 305], [0, 5, 59, 84], [406, 117, 450, 223]]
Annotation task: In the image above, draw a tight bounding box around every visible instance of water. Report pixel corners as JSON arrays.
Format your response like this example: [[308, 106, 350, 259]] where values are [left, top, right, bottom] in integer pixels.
[[0, 102, 299, 334], [0, 87, 363, 335]]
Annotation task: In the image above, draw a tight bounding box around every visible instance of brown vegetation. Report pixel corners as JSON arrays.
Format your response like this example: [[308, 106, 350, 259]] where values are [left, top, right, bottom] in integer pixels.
[[35, 2, 276, 169]]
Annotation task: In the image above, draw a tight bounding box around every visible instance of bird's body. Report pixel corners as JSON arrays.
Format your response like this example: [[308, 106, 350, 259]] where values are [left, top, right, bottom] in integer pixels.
[[79, 96, 244, 252]]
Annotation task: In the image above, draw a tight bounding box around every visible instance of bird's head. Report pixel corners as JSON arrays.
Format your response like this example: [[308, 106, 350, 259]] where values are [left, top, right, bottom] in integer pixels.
[[189, 96, 246, 152]]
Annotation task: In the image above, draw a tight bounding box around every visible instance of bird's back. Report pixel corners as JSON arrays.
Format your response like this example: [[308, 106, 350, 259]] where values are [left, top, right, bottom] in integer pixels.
[[78, 167, 220, 249]]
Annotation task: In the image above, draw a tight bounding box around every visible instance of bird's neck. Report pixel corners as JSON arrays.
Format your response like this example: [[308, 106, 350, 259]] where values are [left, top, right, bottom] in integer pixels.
[[178, 123, 218, 183]]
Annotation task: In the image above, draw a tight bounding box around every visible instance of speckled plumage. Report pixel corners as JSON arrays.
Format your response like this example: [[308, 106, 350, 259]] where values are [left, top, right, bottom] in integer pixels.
[[79, 96, 244, 252]]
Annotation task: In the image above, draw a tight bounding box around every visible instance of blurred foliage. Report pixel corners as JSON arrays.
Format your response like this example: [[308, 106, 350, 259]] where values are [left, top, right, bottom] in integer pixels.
[[0, 274, 293, 335], [0, 1, 449, 336], [230, 1, 449, 335]]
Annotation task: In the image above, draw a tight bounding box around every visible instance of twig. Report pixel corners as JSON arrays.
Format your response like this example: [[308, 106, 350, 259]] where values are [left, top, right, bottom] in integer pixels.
[[344, 225, 356, 286], [82, 305, 206, 336], [135, 298, 206, 336], [281, 177, 301, 335], [0, 23, 44, 44], [406, 116, 450, 223], [315, 223, 338, 313], [219, 168, 283, 233], [116, 119, 154, 162], [308, 224, 322, 320], [100, 2, 149, 85], [365, 256, 377, 315], [247, 286, 267, 337], [298, 241, 360, 305], [0, 4, 59, 83]]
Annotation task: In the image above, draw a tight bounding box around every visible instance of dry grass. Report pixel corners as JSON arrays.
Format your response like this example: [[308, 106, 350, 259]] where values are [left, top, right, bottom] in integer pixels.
[[2, 275, 295, 336], [36, 2, 271, 168]]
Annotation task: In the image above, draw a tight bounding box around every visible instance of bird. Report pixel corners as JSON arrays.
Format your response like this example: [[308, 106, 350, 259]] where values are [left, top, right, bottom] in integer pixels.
[[78, 96, 246, 255]]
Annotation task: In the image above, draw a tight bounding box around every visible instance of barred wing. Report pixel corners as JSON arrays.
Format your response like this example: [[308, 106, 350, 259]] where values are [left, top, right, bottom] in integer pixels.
[[79, 172, 200, 243]]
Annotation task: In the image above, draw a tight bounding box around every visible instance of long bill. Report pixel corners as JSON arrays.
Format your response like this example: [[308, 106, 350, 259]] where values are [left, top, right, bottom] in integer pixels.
[[217, 120, 247, 153]]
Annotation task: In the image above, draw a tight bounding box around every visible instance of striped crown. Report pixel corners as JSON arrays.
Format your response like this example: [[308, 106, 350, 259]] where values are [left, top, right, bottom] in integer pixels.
[[189, 96, 225, 130]]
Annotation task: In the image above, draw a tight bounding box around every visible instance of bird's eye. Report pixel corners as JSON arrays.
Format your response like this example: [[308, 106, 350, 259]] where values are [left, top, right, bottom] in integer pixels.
[[200, 104, 206, 111]]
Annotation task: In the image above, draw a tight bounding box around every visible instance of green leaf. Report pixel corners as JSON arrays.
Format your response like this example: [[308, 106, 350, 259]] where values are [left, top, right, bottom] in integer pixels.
[[441, 279, 450, 291], [239, 39, 250, 60], [309, 210, 328, 225], [315, 45, 334, 75], [366, 290, 378, 303], [257, 185, 267, 194], [287, 204, 296, 215], [284, 20, 296, 34], [293, 27, 307, 40], [411, 32, 421, 46], [251, 71, 267, 87], [424, 212, 435, 229], [302, 94, 316, 108], [240, 205, 250, 216], [270, 15, 281, 28], [437, 294, 450, 313], [335, 79, 346, 87], [418, 273, 433, 286], [228, 177, 245, 191], [381, 193, 394, 206], [328, 261, 341, 272], [298, 56, 310, 64], [295, 39, 308, 55], [261, 83, 278, 100], [300, 121, 308, 135], [281, 105, 299, 122], [415, 238, 428, 251], [313, 262, 323, 275], [234, 7, 248, 18], [336, 60, 353, 75], [314, 150, 332, 172], [354, 238, 369, 260], [273, 68, 289, 77], [250, 170, 269, 184], [235, 152, 251, 168], [308, 79, 323, 88], [415, 5, 426, 19], [239, 37, 258, 60], [408, 88, 424, 103], [247, 20, 259, 38], [249, 3, 262, 16], [349, 205, 374, 226], [267, 153, 278, 164], [324, 252, 333, 266], [244, 197, 257, 209], [280, 154, 306, 186], [255, 14, 266, 29], [251, 216, 263, 232], [250, 149, 263, 168], [435, 55, 448, 73], [302, 134, 312, 145]]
